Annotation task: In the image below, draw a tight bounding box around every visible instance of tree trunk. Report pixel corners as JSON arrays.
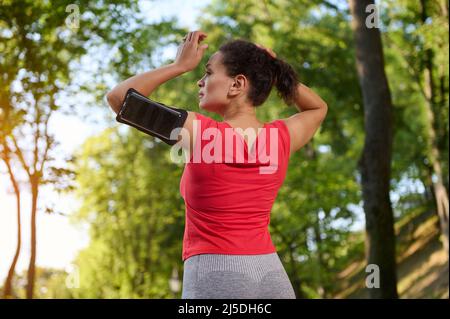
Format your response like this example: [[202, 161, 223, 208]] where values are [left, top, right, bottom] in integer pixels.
[[26, 178, 39, 299], [439, 0, 449, 19], [2, 147, 22, 299], [419, 0, 449, 258], [349, 0, 399, 298]]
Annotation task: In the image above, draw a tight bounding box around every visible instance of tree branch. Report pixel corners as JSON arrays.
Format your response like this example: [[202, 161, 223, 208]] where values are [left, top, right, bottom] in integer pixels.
[[11, 135, 31, 179], [37, 109, 53, 174], [32, 95, 41, 175], [321, 0, 340, 11]]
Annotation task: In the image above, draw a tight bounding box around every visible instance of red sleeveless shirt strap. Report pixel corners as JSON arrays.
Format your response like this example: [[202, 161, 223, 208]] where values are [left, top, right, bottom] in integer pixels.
[[273, 119, 291, 160], [189, 113, 217, 163]]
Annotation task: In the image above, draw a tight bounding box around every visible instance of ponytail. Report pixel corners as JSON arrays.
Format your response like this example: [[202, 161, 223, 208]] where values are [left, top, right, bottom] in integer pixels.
[[271, 58, 299, 106]]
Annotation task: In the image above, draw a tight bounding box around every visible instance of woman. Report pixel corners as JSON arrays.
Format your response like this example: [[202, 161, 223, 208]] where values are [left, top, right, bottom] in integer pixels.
[[106, 30, 328, 299]]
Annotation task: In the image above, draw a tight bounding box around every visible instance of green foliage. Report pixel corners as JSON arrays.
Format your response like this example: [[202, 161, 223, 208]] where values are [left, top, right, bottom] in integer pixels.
[[0, 0, 158, 299], [3, 267, 74, 299], [66, 0, 447, 299], [71, 128, 185, 298], [3, 0, 446, 299], [381, 0, 448, 213]]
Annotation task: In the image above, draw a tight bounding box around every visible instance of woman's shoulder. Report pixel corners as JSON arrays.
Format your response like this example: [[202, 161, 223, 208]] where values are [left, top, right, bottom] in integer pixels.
[[268, 118, 289, 133], [188, 111, 216, 122]]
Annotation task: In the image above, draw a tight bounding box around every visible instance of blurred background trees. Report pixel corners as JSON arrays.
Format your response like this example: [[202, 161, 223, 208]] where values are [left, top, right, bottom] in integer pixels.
[[1, 0, 448, 298]]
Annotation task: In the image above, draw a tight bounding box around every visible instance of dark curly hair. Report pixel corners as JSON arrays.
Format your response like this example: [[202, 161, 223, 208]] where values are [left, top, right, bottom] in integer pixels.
[[218, 39, 299, 107]]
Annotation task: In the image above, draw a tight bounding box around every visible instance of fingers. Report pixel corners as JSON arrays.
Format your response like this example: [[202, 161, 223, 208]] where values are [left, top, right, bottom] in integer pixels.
[[183, 30, 207, 44], [183, 32, 192, 42], [255, 43, 276, 58], [267, 48, 276, 58], [182, 32, 192, 43], [191, 31, 207, 45]]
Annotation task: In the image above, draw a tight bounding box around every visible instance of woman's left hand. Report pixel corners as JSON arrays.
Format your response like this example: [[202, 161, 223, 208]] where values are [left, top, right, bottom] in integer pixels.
[[255, 43, 277, 59], [174, 31, 209, 72]]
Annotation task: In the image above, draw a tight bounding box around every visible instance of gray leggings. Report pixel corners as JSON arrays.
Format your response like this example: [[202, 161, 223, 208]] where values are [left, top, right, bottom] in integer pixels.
[[181, 253, 296, 299]]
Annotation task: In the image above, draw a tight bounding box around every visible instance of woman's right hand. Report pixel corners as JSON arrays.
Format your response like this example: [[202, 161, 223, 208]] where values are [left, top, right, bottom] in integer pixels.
[[174, 31, 209, 72]]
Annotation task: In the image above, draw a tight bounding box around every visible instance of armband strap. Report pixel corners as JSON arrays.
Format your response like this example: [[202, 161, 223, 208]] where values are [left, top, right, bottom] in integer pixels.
[[116, 88, 188, 146]]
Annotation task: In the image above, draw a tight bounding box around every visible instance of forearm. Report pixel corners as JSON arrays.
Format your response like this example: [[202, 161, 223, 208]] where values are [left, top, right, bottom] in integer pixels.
[[106, 62, 186, 113], [293, 83, 328, 112]]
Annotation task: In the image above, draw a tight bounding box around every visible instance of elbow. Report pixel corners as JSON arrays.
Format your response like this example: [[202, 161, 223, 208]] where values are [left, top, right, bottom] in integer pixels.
[[319, 102, 328, 121], [106, 91, 121, 114], [321, 99, 328, 111], [322, 102, 328, 114]]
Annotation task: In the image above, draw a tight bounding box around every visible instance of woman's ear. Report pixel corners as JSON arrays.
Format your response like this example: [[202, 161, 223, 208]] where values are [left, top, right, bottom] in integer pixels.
[[228, 74, 248, 97]]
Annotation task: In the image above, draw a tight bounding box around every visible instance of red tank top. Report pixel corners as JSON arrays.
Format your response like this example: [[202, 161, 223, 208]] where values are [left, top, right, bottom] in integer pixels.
[[179, 112, 291, 261]]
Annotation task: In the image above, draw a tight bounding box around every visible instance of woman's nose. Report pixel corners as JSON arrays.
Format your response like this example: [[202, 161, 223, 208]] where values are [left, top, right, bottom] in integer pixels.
[[197, 76, 206, 87]]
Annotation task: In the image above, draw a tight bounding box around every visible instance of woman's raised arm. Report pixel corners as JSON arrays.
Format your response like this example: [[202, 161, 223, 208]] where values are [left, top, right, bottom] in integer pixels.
[[105, 63, 186, 114], [282, 83, 328, 155], [106, 30, 208, 114]]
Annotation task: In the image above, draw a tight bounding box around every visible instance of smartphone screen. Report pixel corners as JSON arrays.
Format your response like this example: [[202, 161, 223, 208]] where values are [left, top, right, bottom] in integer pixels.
[[120, 92, 181, 140]]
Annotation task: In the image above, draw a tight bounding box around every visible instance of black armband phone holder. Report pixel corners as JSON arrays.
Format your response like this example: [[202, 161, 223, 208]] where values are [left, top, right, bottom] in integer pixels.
[[116, 88, 188, 146]]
